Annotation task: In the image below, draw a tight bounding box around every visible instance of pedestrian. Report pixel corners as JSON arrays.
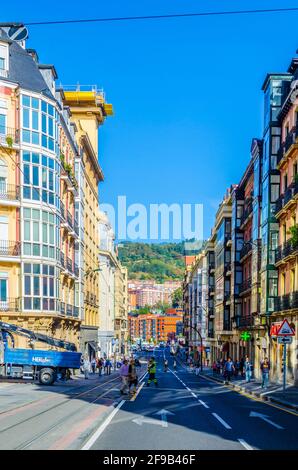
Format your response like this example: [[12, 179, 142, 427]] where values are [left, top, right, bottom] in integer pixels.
[[195, 359, 200, 376], [173, 358, 177, 370], [147, 357, 158, 387], [164, 358, 168, 372], [234, 359, 240, 377], [91, 357, 96, 374], [223, 357, 234, 384], [128, 358, 138, 395], [244, 355, 252, 383], [105, 358, 112, 375], [212, 361, 217, 376], [97, 357, 103, 376], [216, 359, 221, 375], [260, 357, 270, 389], [119, 359, 129, 395], [83, 357, 90, 380]]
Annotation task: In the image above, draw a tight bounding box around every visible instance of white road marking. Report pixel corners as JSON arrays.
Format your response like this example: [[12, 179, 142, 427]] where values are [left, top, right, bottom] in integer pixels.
[[191, 392, 197, 398], [81, 400, 125, 450], [212, 413, 232, 429], [238, 438, 254, 450], [130, 381, 145, 401], [199, 400, 209, 409], [249, 411, 284, 430]]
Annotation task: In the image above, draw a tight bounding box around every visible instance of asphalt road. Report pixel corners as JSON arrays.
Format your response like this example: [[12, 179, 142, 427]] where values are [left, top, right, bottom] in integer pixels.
[[87, 348, 298, 451], [0, 349, 297, 450]]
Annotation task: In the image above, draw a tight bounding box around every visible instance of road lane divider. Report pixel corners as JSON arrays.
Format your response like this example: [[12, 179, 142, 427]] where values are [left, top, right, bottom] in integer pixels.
[[198, 399, 209, 409], [212, 413, 232, 430]]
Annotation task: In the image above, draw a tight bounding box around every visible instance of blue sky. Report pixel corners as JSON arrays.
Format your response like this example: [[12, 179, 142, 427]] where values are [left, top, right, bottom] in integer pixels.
[[3, 1, 298, 241]]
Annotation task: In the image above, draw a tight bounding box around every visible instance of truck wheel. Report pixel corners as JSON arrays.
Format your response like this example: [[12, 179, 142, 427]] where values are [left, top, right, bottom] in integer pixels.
[[39, 368, 55, 385]]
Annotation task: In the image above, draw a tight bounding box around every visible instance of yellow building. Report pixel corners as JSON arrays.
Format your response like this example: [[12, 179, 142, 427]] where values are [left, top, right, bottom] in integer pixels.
[[63, 87, 113, 358], [114, 265, 128, 356]]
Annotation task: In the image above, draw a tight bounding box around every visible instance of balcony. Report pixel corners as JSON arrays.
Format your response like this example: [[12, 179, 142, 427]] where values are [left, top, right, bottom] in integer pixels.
[[0, 184, 20, 205], [67, 210, 73, 229], [67, 256, 73, 273], [240, 242, 252, 261], [236, 314, 254, 328], [74, 263, 79, 277], [66, 304, 73, 316], [240, 198, 253, 227], [223, 320, 232, 331], [274, 182, 298, 217], [0, 298, 20, 312], [60, 302, 66, 315], [275, 238, 298, 264], [74, 220, 79, 236], [239, 277, 252, 294], [0, 241, 21, 257], [0, 126, 20, 149], [60, 200, 65, 220], [277, 126, 298, 167], [60, 252, 65, 269], [274, 291, 298, 311]]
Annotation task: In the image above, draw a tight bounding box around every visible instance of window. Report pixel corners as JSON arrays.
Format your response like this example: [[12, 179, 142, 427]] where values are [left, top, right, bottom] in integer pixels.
[[23, 263, 56, 311], [290, 269, 295, 293], [22, 208, 57, 260], [22, 151, 57, 205]]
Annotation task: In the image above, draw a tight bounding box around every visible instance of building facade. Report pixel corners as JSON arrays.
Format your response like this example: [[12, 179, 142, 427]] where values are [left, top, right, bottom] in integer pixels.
[[0, 28, 82, 350]]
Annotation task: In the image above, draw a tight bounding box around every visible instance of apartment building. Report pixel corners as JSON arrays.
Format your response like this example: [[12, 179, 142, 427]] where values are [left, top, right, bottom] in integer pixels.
[[0, 27, 82, 349], [128, 311, 183, 343], [63, 87, 113, 358]]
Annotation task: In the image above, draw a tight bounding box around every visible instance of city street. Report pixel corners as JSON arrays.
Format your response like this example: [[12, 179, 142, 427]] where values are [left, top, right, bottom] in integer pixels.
[[1, 349, 297, 450]]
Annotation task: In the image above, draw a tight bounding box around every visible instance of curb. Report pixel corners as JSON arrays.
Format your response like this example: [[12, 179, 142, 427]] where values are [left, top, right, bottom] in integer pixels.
[[200, 373, 298, 412]]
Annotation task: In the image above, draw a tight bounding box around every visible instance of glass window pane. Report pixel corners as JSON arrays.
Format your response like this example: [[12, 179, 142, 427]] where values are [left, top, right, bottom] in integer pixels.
[[32, 111, 39, 130], [43, 277, 47, 296], [24, 164, 30, 184], [31, 98, 39, 109], [33, 244, 40, 256], [23, 108, 29, 128], [41, 101, 47, 113], [22, 95, 30, 107], [42, 223, 48, 243], [49, 225, 54, 244], [33, 264, 40, 274], [32, 132, 39, 145], [22, 130, 30, 143], [23, 243, 31, 255], [24, 221, 31, 241], [33, 222, 39, 242], [25, 276, 31, 295], [24, 208, 31, 219], [33, 297, 40, 310], [32, 209, 39, 220], [42, 168, 47, 188], [32, 166, 39, 186], [24, 263, 31, 273], [42, 245, 48, 257]]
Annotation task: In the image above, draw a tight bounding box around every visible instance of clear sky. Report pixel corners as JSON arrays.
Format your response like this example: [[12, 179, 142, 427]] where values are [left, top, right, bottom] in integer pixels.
[[2, 1, 298, 241]]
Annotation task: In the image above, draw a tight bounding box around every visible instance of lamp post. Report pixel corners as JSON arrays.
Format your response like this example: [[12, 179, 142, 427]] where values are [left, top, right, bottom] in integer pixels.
[[186, 303, 207, 373]]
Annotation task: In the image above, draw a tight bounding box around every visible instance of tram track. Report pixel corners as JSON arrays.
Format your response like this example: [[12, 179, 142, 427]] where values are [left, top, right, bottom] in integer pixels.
[[0, 375, 120, 443]]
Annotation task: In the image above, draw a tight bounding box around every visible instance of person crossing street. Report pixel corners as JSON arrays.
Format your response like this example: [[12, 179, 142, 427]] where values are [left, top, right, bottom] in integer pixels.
[[147, 357, 158, 387]]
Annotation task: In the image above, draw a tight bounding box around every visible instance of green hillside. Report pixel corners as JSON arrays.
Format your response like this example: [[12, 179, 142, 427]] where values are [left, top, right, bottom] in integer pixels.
[[117, 241, 186, 282]]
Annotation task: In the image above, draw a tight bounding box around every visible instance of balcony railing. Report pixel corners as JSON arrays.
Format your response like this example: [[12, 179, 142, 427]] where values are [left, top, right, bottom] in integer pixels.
[[74, 263, 79, 277], [60, 200, 65, 219], [275, 238, 298, 263], [74, 220, 79, 236], [274, 291, 298, 311], [0, 184, 20, 201], [73, 306, 79, 318], [67, 256, 73, 273], [60, 252, 65, 268], [239, 277, 252, 294], [235, 314, 254, 328], [240, 242, 252, 260], [60, 302, 66, 315], [223, 320, 232, 331], [0, 126, 20, 147], [0, 298, 20, 312], [240, 198, 253, 226], [67, 210, 73, 229], [66, 304, 73, 316], [277, 126, 298, 165], [0, 241, 21, 256]]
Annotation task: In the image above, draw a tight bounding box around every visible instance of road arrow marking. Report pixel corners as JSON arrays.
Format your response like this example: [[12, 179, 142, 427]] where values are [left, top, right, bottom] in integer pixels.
[[132, 416, 166, 427], [249, 411, 284, 430], [154, 408, 175, 427]]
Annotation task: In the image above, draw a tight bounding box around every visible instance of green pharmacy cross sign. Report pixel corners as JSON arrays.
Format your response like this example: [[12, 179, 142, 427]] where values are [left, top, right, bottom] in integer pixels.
[[240, 331, 251, 341]]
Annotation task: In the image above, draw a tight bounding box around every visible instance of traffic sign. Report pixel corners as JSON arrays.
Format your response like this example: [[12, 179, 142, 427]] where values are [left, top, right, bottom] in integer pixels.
[[276, 319, 295, 337], [278, 336, 293, 344]]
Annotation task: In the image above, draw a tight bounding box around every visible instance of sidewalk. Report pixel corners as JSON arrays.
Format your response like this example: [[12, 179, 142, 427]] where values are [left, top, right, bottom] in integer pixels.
[[200, 368, 298, 412]]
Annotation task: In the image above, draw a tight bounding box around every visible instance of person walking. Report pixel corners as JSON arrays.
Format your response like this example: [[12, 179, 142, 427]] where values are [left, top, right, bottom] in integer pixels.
[[173, 359, 177, 370], [212, 361, 217, 376], [128, 358, 138, 396], [164, 358, 168, 372], [223, 357, 234, 384], [239, 357, 245, 378], [147, 357, 158, 387], [105, 358, 112, 375], [244, 355, 252, 382], [83, 357, 90, 380], [119, 359, 129, 395], [261, 357, 270, 389], [91, 358, 96, 374], [97, 357, 103, 377]]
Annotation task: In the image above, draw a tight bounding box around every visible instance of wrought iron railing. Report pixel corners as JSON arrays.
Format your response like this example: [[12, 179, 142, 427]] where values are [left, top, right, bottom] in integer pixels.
[[0, 240, 21, 256]]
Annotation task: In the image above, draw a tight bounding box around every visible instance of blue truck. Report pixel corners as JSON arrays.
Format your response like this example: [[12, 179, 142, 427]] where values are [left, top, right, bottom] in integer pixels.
[[0, 321, 81, 385]]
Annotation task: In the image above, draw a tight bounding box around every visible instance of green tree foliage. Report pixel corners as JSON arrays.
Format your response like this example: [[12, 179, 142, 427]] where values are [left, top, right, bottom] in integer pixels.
[[171, 287, 182, 307], [118, 241, 186, 282]]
